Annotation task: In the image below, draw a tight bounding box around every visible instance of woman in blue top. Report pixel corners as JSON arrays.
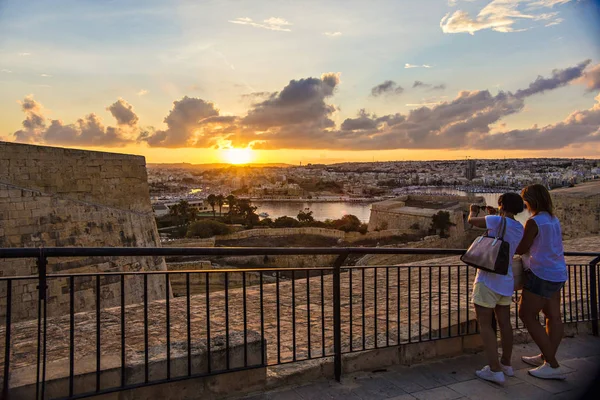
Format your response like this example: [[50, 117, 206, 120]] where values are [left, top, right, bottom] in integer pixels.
[[468, 193, 524, 385], [516, 184, 568, 380]]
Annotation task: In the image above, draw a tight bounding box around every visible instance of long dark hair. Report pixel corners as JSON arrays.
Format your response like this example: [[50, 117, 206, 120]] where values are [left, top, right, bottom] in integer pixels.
[[521, 184, 553, 216]]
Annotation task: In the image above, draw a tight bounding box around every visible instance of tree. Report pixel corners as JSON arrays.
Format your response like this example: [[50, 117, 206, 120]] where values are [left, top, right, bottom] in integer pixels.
[[216, 194, 225, 216], [334, 214, 362, 232], [430, 211, 455, 238], [297, 210, 314, 223], [169, 200, 196, 226], [237, 199, 259, 227], [207, 194, 217, 218], [274, 216, 301, 228], [226, 194, 237, 215]]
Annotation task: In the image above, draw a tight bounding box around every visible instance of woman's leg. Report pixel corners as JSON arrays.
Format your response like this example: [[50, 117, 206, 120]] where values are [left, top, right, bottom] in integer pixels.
[[541, 289, 563, 367], [519, 289, 557, 366], [475, 305, 501, 371], [494, 305, 513, 366]]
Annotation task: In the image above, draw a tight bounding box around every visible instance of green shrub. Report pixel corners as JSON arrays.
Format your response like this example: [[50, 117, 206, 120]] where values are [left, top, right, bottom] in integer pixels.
[[186, 220, 232, 238], [273, 216, 301, 228]]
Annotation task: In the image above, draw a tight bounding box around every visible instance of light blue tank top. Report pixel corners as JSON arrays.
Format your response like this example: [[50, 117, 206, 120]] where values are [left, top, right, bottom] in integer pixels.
[[527, 212, 567, 283]]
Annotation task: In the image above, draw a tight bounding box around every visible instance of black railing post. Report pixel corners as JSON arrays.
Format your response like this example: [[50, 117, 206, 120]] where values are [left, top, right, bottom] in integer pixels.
[[2, 281, 12, 400], [589, 257, 600, 336], [35, 250, 48, 400], [333, 252, 348, 383]]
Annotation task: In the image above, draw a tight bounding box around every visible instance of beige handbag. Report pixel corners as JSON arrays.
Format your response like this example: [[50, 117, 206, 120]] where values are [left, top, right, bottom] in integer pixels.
[[512, 253, 530, 291], [460, 217, 510, 275]]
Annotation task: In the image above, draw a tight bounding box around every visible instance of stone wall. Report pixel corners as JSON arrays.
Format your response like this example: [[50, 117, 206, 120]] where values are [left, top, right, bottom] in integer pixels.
[[552, 181, 600, 240], [368, 208, 465, 238], [0, 142, 168, 322]]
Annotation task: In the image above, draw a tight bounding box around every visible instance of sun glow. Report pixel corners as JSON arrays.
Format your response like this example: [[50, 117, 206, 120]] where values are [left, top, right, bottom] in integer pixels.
[[223, 147, 254, 164]]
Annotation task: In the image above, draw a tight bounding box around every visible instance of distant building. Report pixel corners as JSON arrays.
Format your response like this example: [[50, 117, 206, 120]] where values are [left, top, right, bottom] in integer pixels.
[[465, 159, 477, 180]]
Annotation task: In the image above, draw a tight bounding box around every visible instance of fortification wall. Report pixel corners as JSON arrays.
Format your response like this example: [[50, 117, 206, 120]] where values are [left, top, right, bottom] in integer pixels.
[[367, 209, 465, 238], [0, 142, 168, 322], [0, 142, 152, 213], [552, 182, 600, 240]]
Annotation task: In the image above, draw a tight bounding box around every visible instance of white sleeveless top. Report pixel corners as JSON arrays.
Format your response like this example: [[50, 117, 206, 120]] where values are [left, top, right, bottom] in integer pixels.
[[526, 212, 567, 283], [474, 215, 524, 296]]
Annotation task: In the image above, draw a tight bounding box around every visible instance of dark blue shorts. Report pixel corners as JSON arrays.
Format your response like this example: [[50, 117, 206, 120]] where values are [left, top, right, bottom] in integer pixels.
[[523, 270, 564, 299]]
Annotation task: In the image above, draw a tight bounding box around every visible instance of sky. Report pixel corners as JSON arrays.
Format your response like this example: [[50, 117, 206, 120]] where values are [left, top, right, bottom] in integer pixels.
[[1, 0, 600, 164]]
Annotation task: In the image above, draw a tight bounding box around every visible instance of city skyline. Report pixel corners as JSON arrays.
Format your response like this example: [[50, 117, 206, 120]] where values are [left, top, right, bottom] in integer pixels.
[[1, 0, 600, 164]]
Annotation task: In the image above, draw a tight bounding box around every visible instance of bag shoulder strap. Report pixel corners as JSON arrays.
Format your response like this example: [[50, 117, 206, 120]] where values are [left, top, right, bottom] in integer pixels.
[[497, 216, 507, 240]]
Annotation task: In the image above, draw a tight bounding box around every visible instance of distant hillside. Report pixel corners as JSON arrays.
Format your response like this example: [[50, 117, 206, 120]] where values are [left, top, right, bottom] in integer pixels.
[[147, 162, 292, 170]]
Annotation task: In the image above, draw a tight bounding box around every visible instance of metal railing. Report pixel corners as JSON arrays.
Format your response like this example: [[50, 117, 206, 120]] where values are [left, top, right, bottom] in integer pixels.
[[0, 247, 598, 400]]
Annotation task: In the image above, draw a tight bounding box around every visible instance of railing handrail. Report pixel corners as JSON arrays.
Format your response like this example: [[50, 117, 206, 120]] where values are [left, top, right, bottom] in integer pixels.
[[0, 246, 598, 258]]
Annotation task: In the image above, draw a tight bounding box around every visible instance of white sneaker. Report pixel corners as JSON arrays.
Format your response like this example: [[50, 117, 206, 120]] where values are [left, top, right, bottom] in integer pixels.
[[521, 354, 544, 367], [501, 363, 514, 377], [528, 362, 567, 380], [476, 365, 506, 385]]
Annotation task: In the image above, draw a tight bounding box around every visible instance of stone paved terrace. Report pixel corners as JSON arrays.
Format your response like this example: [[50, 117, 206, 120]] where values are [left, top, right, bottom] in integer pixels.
[[240, 335, 600, 400]]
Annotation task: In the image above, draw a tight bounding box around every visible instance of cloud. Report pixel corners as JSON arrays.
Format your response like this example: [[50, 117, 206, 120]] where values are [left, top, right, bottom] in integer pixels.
[[341, 109, 405, 131], [241, 91, 274, 101], [18, 52, 31, 56], [405, 63, 432, 69], [11, 60, 599, 152], [514, 59, 591, 98], [440, 0, 573, 35], [413, 81, 446, 91], [235, 60, 599, 151], [474, 93, 600, 149], [545, 18, 563, 26], [137, 89, 149, 96], [40, 74, 51, 77], [106, 99, 139, 126], [580, 63, 600, 92], [242, 73, 339, 131], [324, 31, 342, 37], [140, 96, 232, 148], [228, 17, 292, 32], [1, 69, 11, 73], [12, 96, 134, 147], [371, 80, 404, 96]]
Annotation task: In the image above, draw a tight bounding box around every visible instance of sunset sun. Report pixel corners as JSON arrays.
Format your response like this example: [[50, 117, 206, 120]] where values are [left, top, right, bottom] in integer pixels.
[[223, 147, 253, 164]]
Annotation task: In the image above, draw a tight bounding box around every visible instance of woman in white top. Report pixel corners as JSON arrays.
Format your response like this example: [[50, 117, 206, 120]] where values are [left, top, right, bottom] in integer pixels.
[[516, 184, 568, 380], [467, 193, 524, 385]]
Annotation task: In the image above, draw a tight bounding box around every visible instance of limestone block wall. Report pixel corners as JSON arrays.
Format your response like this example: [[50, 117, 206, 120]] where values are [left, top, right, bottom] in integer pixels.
[[0, 142, 168, 322], [0, 142, 152, 213], [367, 209, 465, 238], [0, 184, 168, 321], [553, 190, 600, 240]]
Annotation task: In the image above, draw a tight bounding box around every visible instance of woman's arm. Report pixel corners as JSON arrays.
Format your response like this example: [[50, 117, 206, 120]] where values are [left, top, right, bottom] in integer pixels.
[[467, 205, 487, 229], [516, 219, 538, 255]]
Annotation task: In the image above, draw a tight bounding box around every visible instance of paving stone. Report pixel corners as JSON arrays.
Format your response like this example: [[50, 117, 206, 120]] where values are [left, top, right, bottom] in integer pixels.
[[411, 386, 462, 400], [386, 395, 417, 400], [348, 376, 408, 400], [512, 369, 576, 395], [501, 382, 552, 400], [381, 369, 427, 393], [447, 379, 512, 400], [293, 380, 362, 400]]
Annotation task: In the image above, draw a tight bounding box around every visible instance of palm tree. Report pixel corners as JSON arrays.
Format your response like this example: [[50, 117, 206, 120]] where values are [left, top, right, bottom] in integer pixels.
[[207, 194, 217, 218], [216, 194, 225, 216], [226, 194, 236, 215]]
